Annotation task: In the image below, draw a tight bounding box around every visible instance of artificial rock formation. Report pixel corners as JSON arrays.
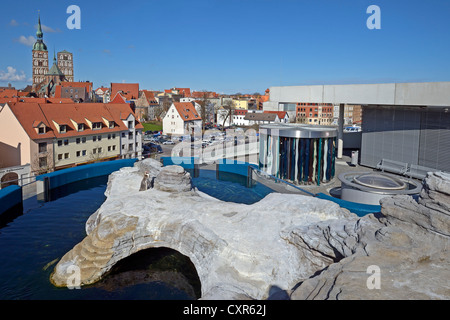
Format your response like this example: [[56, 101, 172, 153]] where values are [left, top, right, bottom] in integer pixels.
[[288, 172, 450, 300], [50, 158, 353, 299], [50, 159, 450, 300]]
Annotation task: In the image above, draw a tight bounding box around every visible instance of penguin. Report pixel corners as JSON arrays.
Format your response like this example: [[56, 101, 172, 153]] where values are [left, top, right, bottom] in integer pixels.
[[139, 171, 150, 191]]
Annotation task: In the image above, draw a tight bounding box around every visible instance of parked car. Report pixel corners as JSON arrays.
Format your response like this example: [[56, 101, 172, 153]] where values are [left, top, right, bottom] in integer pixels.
[[163, 140, 175, 145], [145, 142, 163, 153]]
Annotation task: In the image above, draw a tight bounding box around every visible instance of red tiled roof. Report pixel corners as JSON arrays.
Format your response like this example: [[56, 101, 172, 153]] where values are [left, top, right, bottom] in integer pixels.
[[175, 88, 191, 97], [61, 82, 93, 91], [46, 98, 74, 104], [1, 97, 74, 104], [173, 102, 201, 122], [140, 90, 156, 101], [111, 83, 139, 100], [0, 89, 19, 98], [110, 92, 127, 104], [6, 102, 143, 141], [264, 111, 288, 119], [234, 109, 248, 116], [54, 85, 62, 98]]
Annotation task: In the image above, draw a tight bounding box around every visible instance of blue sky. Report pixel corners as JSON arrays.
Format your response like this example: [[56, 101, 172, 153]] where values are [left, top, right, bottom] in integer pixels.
[[1, 0, 450, 94]]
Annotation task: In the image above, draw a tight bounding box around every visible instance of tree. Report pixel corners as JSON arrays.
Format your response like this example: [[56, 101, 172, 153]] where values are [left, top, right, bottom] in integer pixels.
[[221, 100, 235, 131], [88, 145, 106, 163], [154, 97, 172, 121], [31, 151, 54, 175], [197, 91, 211, 133]]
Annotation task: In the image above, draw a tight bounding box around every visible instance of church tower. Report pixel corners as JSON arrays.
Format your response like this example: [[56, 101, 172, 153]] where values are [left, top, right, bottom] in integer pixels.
[[32, 14, 48, 87], [57, 50, 74, 82]]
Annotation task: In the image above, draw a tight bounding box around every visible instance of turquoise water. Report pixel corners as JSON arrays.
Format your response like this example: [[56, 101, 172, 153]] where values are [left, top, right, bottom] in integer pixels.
[[0, 170, 273, 300]]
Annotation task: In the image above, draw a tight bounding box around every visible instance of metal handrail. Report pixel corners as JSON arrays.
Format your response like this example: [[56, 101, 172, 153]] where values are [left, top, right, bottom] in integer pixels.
[[249, 165, 315, 197]]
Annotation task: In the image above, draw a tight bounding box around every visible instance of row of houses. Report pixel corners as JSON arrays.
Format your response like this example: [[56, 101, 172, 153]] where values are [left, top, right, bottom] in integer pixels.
[[162, 102, 289, 135], [0, 101, 143, 179]]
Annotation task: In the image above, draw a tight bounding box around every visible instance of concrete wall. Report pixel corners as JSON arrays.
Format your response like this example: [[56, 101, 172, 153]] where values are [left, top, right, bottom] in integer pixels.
[[268, 82, 450, 106], [0, 185, 22, 215], [36, 158, 138, 192]]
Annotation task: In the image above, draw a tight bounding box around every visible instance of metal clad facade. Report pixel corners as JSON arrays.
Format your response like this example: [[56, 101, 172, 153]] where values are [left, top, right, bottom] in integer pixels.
[[361, 106, 421, 168], [418, 109, 450, 172]]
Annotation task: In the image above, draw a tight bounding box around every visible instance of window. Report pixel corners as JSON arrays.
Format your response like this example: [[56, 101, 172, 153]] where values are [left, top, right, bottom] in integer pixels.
[[122, 144, 125, 150], [98, 135, 102, 141], [112, 145, 116, 151], [76, 151, 81, 157], [93, 148, 96, 154], [98, 147, 102, 153], [112, 134, 116, 139], [109, 122, 115, 129], [93, 136, 97, 142], [128, 120, 134, 129], [78, 123, 84, 132], [38, 142, 47, 153], [129, 143, 133, 150], [64, 139, 69, 146], [82, 137, 86, 143], [64, 153, 69, 159], [76, 138, 81, 144], [60, 125, 67, 133], [108, 134, 111, 140], [108, 146, 111, 152], [58, 154, 63, 160], [82, 150, 86, 156], [57, 140, 63, 147], [38, 127, 45, 134], [128, 132, 133, 139], [93, 122, 102, 130], [122, 132, 126, 138]]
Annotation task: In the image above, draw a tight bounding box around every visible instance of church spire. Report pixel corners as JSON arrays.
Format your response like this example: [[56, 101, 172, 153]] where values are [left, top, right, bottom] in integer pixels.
[[36, 12, 43, 39], [33, 11, 47, 51]]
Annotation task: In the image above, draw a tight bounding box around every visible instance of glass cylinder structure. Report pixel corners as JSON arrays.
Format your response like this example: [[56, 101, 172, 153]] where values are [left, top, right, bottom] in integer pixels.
[[259, 124, 337, 186]]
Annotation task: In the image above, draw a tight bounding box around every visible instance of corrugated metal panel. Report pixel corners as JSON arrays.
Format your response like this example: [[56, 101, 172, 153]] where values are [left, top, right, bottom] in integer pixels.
[[418, 109, 450, 172], [361, 105, 421, 168]]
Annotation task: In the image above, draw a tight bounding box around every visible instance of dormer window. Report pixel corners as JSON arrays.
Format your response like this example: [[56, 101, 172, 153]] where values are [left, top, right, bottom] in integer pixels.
[[93, 122, 102, 130], [78, 123, 84, 132], [109, 121, 115, 129], [60, 125, 67, 133], [38, 126, 46, 134], [128, 120, 134, 129]]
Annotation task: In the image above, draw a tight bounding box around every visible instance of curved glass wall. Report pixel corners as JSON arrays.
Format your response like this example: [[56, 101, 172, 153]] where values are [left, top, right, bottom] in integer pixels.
[[259, 124, 337, 186]]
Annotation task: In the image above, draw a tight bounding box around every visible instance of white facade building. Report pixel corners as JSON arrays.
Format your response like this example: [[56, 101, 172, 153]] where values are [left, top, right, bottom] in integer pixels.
[[163, 102, 202, 135]]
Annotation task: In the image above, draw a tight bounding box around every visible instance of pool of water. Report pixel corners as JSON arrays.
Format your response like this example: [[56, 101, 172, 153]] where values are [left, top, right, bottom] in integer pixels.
[[0, 169, 273, 300], [191, 169, 274, 204]]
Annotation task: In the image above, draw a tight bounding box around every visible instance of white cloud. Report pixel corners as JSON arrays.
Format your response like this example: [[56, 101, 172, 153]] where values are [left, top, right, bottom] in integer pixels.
[[35, 24, 62, 33], [16, 35, 35, 46], [0, 67, 27, 82], [9, 19, 19, 26]]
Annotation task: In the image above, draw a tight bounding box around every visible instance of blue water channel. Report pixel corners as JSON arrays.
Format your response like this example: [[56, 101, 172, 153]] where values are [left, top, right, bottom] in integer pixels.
[[0, 170, 273, 300]]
